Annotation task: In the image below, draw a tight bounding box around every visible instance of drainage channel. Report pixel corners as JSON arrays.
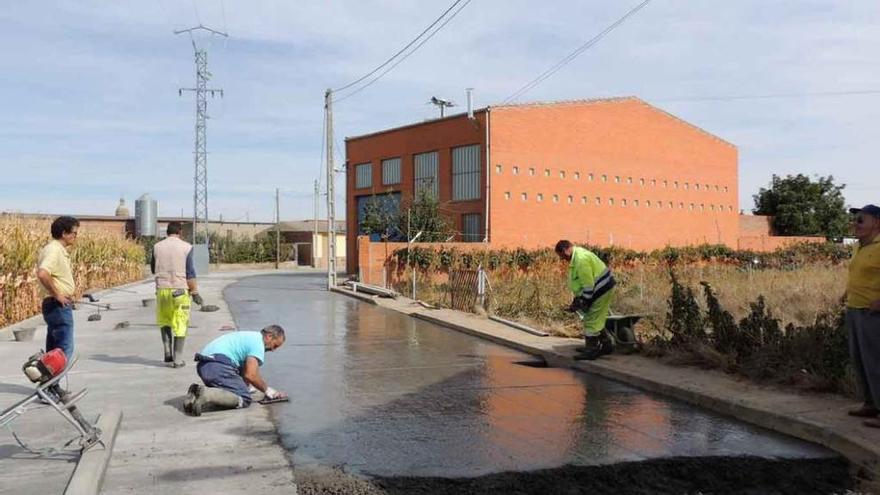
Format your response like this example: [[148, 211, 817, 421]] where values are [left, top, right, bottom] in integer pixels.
[[226, 274, 852, 494]]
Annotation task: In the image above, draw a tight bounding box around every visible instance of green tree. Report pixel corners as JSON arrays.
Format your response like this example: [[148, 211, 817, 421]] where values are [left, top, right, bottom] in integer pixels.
[[359, 193, 397, 238], [752, 174, 848, 238], [396, 188, 454, 242]]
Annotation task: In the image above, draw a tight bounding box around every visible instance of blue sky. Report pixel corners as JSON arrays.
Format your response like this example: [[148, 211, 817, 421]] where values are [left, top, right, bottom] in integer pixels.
[[1, 1, 877, 222]]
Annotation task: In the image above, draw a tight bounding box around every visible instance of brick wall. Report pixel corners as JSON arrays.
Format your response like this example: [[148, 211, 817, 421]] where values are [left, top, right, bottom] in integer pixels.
[[346, 112, 488, 274], [488, 98, 739, 251], [357, 236, 490, 287]]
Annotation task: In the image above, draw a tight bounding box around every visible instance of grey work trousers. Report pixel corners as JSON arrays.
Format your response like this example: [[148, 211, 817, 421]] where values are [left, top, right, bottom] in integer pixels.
[[846, 308, 880, 407]]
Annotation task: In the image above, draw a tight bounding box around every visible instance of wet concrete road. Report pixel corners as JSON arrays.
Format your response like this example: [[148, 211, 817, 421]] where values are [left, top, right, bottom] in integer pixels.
[[226, 273, 848, 493]]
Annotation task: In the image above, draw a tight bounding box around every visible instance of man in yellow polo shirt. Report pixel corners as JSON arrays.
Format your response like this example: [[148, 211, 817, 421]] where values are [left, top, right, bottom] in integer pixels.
[[845, 204, 880, 428], [36, 216, 79, 359]]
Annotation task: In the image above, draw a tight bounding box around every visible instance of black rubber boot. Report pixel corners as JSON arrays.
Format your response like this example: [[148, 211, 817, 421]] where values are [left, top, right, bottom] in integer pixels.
[[183, 383, 200, 414], [161, 327, 173, 363], [172, 337, 186, 368], [575, 331, 614, 361]]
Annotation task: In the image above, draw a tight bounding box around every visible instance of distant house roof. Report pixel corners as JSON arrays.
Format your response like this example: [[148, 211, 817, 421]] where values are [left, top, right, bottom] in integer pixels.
[[277, 220, 346, 233]]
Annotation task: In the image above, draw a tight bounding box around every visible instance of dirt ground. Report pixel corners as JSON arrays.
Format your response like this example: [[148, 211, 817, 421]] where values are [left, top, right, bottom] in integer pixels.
[[294, 455, 852, 495]]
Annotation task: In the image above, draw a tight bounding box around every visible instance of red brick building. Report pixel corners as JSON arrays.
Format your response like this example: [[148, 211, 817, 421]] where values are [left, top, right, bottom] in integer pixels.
[[345, 97, 740, 274]]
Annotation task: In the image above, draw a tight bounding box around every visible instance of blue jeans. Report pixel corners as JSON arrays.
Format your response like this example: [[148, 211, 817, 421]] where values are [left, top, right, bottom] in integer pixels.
[[195, 354, 252, 406], [42, 297, 74, 359]]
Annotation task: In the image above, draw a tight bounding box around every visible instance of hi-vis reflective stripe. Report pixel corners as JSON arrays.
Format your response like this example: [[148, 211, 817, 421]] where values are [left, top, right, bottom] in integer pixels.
[[580, 269, 615, 302]]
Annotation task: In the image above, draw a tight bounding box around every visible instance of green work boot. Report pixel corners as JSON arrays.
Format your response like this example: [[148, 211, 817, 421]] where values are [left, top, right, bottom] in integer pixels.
[[161, 327, 173, 363], [190, 386, 242, 417], [183, 383, 200, 414], [172, 337, 186, 368]]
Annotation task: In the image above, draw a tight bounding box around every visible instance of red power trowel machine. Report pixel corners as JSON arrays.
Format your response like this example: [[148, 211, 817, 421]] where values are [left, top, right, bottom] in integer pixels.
[[1, 349, 102, 452], [23, 349, 67, 384]]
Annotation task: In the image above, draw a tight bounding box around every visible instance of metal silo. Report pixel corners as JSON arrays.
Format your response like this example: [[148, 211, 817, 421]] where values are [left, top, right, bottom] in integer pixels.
[[135, 193, 158, 237]]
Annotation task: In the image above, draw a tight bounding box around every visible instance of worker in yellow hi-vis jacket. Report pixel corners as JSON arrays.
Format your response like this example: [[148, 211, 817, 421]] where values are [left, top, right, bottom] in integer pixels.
[[555, 240, 616, 360], [151, 222, 203, 368]]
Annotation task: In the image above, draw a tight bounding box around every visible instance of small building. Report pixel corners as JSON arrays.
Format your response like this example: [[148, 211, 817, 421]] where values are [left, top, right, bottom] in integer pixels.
[[345, 96, 740, 274], [268, 220, 346, 268]]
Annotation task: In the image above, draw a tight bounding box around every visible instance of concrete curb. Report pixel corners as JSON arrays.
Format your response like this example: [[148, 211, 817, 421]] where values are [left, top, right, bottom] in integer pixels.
[[330, 286, 378, 305], [332, 286, 880, 485], [64, 408, 123, 495]]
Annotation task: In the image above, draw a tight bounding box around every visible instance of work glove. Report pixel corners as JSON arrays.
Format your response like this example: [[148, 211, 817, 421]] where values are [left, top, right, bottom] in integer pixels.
[[191, 292, 204, 306], [566, 296, 589, 313], [264, 386, 284, 400]]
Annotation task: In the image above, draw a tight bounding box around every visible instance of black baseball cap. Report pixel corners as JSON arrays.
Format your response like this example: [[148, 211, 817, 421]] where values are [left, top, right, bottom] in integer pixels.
[[849, 204, 880, 217]]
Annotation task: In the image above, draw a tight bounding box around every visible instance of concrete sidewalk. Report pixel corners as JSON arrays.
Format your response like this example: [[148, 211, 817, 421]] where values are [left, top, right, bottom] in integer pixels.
[[0, 271, 296, 494], [332, 286, 880, 487]]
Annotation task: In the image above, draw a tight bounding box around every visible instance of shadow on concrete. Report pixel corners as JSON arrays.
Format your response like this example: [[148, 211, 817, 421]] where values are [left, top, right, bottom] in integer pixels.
[[0, 382, 36, 396], [162, 395, 189, 414], [157, 464, 280, 482], [0, 443, 78, 462], [89, 354, 166, 368]]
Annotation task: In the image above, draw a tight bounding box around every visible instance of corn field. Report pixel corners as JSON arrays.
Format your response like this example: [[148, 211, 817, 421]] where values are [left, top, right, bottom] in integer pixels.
[[0, 215, 145, 328]]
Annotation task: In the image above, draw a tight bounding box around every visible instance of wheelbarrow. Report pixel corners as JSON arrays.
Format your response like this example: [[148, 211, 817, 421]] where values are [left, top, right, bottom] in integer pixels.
[[604, 313, 643, 354]]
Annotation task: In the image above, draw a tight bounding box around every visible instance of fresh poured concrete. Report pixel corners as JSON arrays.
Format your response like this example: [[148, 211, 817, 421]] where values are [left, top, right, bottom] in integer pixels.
[[228, 273, 850, 494]]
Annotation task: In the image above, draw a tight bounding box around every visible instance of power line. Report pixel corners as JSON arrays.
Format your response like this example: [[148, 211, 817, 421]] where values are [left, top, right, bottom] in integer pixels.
[[502, 0, 653, 104], [333, 0, 472, 103], [191, 0, 202, 25], [332, 0, 464, 94], [652, 89, 880, 103]]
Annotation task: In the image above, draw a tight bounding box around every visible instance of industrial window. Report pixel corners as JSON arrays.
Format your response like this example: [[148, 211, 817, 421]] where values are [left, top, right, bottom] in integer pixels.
[[634, 199, 639, 207], [627, 177, 633, 184], [581, 196, 587, 204], [640, 178, 645, 187], [521, 192, 528, 201], [602, 175, 608, 183], [663, 180, 668, 188], [414, 151, 439, 197], [684, 183, 689, 190], [700, 204, 705, 212], [544, 168, 551, 177], [689, 203, 695, 211], [674, 181, 679, 189], [552, 194, 559, 203], [609, 198, 615, 206], [462, 213, 482, 242], [560, 170, 566, 179], [710, 204, 715, 212], [651, 179, 657, 187], [381, 157, 401, 185], [668, 201, 673, 209], [574, 172, 580, 180], [646, 200, 652, 207], [621, 199, 627, 207], [512, 166, 519, 175], [567, 195, 573, 204], [355, 163, 372, 189], [678, 202, 684, 209], [504, 191, 511, 200], [589, 173, 595, 181], [595, 197, 601, 205], [537, 193, 544, 202], [695, 183, 701, 191], [615, 176, 621, 183], [529, 167, 536, 176], [495, 165, 502, 174], [715, 185, 720, 192], [452, 145, 481, 200], [729, 205, 733, 212], [724, 186, 729, 193]]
